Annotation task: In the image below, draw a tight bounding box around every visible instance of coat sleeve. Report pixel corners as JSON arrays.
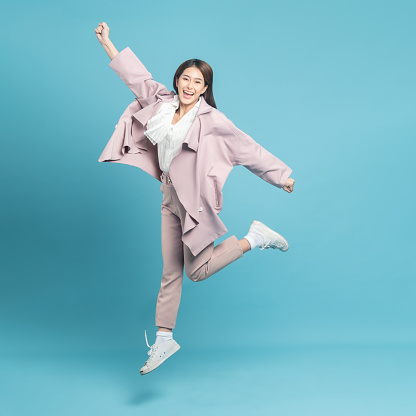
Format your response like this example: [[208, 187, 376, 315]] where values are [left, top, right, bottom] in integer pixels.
[[220, 115, 293, 189], [109, 47, 172, 106]]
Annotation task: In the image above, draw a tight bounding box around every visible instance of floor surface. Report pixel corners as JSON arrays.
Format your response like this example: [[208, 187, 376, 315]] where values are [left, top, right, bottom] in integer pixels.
[[1, 344, 415, 416]]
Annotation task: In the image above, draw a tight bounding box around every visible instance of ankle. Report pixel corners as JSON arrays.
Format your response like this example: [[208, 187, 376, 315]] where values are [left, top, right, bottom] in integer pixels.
[[243, 232, 264, 250], [239, 238, 251, 253], [158, 327, 172, 332], [155, 330, 173, 346]]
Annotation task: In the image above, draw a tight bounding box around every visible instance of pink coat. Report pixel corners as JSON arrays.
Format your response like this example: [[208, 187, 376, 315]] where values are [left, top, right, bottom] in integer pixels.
[[98, 47, 293, 257]]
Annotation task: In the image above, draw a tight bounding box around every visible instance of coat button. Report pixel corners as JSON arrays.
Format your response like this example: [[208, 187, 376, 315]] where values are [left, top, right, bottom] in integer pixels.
[[115, 124, 118, 128], [199, 207, 203, 211]]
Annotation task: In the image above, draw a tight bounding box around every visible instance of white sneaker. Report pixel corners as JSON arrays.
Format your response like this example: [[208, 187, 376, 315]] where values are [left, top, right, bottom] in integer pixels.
[[139, 330, 181, 375], [248, 220, 289, 251]]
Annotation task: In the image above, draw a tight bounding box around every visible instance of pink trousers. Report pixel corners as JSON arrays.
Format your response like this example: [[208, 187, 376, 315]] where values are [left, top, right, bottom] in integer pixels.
[[155, 171, 244, 329]]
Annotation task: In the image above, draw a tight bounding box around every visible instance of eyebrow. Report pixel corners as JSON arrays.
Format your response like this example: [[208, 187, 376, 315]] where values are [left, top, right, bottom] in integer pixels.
[[182, 74, 203, 81]]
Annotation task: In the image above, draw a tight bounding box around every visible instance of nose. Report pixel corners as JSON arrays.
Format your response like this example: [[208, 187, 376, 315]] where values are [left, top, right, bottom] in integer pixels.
[[185, 82, 195, 91]]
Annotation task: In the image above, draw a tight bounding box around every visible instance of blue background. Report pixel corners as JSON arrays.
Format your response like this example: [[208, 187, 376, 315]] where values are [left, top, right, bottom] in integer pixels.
[[1, 0, 415, 415]]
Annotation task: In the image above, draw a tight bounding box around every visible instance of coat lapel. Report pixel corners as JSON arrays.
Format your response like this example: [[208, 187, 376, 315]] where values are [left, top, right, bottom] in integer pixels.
[[131, 94, 214, 153], [182, 96, 213, 152], [169, 97, 214, 234], [131, 97, 167, 126], [130, 93, 215, 235]]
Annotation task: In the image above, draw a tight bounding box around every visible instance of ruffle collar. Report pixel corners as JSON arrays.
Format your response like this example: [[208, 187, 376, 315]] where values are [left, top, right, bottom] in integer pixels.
[[144, 94, 201, 145]]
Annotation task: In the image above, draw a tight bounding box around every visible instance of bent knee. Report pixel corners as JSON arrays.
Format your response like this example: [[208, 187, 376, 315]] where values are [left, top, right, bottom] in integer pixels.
[[185, 267, 204, 282]]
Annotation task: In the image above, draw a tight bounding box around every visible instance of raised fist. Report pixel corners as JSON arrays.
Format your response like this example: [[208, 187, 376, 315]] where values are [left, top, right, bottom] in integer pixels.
[[95, 21, 110, 44], [283, 177, 295, 193]]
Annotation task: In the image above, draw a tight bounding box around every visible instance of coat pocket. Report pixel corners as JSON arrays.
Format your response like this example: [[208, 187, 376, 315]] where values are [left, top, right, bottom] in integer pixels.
[[212, 178, 222, 209], [207, 166, 223, 211]]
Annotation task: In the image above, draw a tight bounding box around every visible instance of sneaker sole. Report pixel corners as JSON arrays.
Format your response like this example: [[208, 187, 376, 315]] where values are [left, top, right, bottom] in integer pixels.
[[250, 220, 289, 251], [140, 341, 181, 375]]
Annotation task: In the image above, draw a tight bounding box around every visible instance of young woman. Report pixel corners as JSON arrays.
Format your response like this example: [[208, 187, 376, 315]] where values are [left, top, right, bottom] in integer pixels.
[[95, 22, 295, 375]]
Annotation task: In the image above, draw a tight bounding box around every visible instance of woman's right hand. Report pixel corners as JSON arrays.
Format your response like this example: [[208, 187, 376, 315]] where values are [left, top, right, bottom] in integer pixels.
[[95, 22, 110, 45], [283, 177, 295, 193]]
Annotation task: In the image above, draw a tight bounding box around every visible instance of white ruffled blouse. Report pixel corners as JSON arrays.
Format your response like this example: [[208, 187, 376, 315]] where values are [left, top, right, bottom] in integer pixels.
[[144, 94, 201, 173]]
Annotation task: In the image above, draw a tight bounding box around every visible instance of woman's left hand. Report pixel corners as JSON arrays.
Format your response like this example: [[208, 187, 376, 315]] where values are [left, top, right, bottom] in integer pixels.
[[283, 177, 295, 193]]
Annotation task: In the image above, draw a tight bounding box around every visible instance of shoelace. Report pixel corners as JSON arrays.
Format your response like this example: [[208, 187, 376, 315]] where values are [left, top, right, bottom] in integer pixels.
[[144, 329, 158, 361], [260, 238, 278, 250]]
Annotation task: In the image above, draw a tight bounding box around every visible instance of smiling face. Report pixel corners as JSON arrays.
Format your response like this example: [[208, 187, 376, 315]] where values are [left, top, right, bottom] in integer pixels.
[[175, 66, 208, 107]]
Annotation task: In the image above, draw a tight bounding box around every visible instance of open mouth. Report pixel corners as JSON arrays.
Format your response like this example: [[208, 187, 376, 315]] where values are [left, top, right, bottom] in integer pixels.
[[183, 90, 194, 98]]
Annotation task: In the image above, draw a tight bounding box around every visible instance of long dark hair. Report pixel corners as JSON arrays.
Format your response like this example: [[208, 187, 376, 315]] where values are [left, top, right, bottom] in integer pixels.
[[173, 59, 217, 109]]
